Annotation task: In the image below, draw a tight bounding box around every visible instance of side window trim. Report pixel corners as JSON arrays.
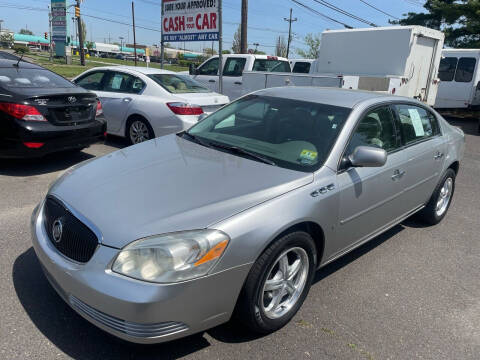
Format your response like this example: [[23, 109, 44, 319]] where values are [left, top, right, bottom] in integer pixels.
[[390, 102, 442, 149]]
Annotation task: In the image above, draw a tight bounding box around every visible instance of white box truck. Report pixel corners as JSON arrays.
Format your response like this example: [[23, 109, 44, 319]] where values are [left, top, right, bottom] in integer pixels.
[[241, 26, 445, 106], [434, 49, 480, 109]]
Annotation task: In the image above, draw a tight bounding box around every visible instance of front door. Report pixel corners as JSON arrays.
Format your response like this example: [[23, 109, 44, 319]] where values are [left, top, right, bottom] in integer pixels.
[[192, 57, 219, 92], [335, 105, 410, 256], [221, 57, 247, 100]]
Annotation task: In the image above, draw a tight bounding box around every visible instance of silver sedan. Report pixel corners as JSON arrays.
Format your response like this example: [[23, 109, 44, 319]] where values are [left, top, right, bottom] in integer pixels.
[[31, 87, 465, 344]]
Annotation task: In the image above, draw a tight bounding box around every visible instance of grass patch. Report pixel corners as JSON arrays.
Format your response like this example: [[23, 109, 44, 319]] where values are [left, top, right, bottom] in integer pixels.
[[25, 53, 188, 79]]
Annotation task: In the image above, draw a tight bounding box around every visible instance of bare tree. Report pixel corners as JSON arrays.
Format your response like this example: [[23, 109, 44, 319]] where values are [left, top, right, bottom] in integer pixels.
[[232, 25, 241, 53], [296, 33, 321, 59], [275, 36, 287, 57]]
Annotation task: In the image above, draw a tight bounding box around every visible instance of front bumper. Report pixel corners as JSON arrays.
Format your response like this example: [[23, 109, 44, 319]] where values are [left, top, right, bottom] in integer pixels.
[[31, 202, 251, 344]]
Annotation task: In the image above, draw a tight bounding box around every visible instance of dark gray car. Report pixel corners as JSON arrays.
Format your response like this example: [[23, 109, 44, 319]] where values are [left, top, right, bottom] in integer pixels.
[[31, 87, 465, 344]]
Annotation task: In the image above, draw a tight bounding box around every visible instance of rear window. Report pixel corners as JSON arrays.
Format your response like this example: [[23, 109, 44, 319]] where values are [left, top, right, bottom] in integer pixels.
[[148, 74, 210, 93], [455, 57, 476, 83], [0, 67, 75, 90], [252, 59, 291, 73], [292, 62, 311, 74], [438, 57, 457, 82]]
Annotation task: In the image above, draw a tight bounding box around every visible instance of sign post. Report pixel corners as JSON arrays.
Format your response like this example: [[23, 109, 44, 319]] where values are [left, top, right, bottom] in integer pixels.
[[51, 0, 66, 57], [161, 0, 222, 92]]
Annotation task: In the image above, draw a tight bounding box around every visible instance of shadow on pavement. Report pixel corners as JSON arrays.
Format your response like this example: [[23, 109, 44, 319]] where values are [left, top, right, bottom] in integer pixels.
[[13, 248, 210, 360], [0, 150, 95, 177]]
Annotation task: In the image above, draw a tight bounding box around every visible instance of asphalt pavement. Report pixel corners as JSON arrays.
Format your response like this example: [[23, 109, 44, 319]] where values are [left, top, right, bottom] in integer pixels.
[[1, 118, 479, 360]]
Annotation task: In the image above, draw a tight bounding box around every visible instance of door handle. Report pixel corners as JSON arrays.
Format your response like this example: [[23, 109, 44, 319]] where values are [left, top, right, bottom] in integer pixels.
[[123, 97, 132, 102], [208, 80, 216, 83], [434, 152, 444, 159], [234, 81, 242, 85], [391, 169, 406, 181]]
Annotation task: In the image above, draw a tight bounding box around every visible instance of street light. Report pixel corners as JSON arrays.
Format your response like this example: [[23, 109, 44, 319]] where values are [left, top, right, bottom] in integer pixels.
[[253, 42, 259, 54]]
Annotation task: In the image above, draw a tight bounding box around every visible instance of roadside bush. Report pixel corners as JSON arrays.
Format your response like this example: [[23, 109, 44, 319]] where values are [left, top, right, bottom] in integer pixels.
[[13, 45, 29, 54]]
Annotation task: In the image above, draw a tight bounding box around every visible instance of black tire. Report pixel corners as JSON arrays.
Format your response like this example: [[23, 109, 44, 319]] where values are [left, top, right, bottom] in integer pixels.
[[235, 231, 317, 334], [416, 168, 456, 225], [126, 117, 154, 145]]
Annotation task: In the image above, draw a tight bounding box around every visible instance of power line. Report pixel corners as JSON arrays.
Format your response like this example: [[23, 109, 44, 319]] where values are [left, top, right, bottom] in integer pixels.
[[311, 0, 377, 27], [290, 0, 353, 29], [358, 0, 399, 20]]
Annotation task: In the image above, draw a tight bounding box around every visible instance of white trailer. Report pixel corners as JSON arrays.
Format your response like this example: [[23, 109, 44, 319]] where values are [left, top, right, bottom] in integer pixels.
[[240, 26, 444, 106], [434, 49, 480, 109]]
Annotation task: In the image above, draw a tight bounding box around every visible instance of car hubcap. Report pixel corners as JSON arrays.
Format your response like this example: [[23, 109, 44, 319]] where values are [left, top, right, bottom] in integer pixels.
[[261, 247, 309, 319], [130, 121, 150, 144], [436, 177, 453, 217]]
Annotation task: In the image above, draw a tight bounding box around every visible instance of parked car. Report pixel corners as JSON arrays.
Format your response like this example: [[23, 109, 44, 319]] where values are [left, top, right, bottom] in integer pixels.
[[115, 54, 126, 60], [187, 54, 291, 100], [73, 66, 229, 144], [0, 59, 106, 158], [31, 87, 464, 344]]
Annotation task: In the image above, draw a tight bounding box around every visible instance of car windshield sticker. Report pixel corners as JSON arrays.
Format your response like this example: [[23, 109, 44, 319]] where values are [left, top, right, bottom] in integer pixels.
[[111, 75, 123, 90], [408, 108, 425, 137], [299, 150, 318, 164]]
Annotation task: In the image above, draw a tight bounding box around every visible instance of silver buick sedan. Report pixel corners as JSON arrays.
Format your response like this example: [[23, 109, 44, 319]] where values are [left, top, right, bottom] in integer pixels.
[[31, 87, 465, 344]]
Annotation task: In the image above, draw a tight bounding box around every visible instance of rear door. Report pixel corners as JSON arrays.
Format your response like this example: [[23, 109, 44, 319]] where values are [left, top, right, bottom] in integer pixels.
[[436, 56, 478, 108], [410, 36, 437, 101], [335, 105, 410, 254], [96, 71, 145, 134], [392, 103, 446, 211]]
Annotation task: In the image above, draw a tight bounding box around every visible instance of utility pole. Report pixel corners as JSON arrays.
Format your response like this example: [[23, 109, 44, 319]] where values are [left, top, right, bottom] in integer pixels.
[[48, 6, 53, 61], [284, 8, 297, 59], [240, 0, 247, 53], [131, 1, 137, 66], [160, 1, 164, 68], [75, 0, 85, 65]]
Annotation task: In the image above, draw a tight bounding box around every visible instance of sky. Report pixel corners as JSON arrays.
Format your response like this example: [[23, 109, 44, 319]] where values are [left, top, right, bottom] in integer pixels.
[[0, 0, 427, 55]]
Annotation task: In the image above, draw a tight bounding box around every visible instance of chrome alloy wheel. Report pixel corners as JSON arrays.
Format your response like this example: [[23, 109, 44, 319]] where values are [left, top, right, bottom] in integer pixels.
[[129, 120, 150, 144], [436, 177, 453, 217], [261, 247, 309, 319]]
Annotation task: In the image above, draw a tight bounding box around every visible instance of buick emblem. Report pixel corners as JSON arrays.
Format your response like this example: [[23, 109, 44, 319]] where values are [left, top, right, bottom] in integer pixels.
[[67, 96, 77, 104], [52, 219, 63, 243]]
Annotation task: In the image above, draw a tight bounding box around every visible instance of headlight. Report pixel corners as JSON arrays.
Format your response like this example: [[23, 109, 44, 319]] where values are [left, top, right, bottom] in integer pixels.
[[112, 229, 229, 283]]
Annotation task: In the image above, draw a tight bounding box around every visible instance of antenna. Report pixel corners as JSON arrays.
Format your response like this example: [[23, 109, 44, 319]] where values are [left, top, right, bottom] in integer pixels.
[[13, 53, 25, 68]]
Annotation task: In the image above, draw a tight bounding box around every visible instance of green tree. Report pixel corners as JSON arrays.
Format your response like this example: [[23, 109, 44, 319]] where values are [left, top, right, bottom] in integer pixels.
[[81, 19, 87, 44], [296, 33, 321, 59], [0, 32, 14, 48], [391, 0, 480, 48], [222, 49, 231, 54], [13, 45, 29, 54], [19, 28, 33, 35]]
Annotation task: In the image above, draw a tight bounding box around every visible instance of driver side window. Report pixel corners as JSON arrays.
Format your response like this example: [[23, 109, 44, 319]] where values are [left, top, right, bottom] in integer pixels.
[[198, 58, 219, 75], [347, 106, 398, 155]]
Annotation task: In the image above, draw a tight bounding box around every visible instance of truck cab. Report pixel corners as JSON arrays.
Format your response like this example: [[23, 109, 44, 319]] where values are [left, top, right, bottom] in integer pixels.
[[189, 54, 290, 100]]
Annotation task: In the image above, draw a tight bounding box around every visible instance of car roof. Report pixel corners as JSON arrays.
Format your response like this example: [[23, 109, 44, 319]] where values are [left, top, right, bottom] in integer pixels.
[[0, 59, 43, 69], [254, 86, 413, 108], [89, 65, 178, 76]]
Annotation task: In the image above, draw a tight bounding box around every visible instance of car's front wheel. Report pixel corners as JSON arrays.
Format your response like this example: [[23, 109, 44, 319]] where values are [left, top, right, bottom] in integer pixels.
[[235, 231, 316, 333], [127, 117, 154, 145]]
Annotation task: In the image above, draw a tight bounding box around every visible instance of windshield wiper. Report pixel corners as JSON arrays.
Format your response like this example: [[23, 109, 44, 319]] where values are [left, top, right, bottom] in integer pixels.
[[209, 142, 277, 166], [180, 132, 212, 148]]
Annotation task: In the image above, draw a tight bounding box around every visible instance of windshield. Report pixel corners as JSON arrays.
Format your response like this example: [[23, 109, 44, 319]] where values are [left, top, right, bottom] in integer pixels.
[[187, 95, 351, 172], [0, 67, 75, 90], [148, 73, 211, 93]]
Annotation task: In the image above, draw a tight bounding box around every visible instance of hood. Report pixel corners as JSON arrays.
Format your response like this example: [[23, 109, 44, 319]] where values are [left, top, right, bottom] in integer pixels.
[[50, 135, 312, 248], [172, 92, 230, 106]]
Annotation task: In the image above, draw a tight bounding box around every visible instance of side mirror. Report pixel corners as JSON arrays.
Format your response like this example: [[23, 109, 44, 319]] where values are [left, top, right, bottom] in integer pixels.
[[348, 146, 387, 168], [189, 63, 197, 75], [197, 113, 208, 121]]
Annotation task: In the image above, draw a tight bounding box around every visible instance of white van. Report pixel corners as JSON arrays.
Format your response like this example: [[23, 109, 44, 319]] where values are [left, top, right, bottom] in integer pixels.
[[434, 49, 480, 109]]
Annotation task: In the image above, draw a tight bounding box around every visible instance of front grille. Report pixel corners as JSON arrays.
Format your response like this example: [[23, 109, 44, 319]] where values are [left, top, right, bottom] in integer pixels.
[[43, 196, 98, 263], [69, 295, 189, 338]]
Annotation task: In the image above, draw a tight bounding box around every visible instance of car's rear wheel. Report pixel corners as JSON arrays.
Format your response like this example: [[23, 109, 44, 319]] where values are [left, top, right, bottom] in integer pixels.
[[417, 168, 456, 225], [235, 231, 316, 333], [127, 117, 154, 145]]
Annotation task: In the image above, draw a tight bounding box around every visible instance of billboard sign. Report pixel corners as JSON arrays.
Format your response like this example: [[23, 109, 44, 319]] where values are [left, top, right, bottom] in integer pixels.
[[51, 0, 67, 44], [162, 0, 219, 42]]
